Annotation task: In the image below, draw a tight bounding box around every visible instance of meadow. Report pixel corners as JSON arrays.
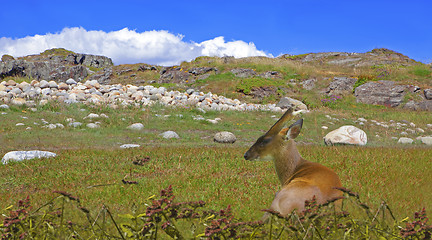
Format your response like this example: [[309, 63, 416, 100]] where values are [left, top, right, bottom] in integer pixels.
[[1, 102, 431, 235]]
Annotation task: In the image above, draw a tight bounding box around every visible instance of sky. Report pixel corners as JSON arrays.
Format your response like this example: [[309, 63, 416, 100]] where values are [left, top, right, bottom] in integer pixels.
[[0, 0, 431, 66]]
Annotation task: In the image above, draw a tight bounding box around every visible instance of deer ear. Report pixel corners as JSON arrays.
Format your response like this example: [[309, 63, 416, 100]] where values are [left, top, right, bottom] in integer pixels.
[[285, 119, 303, 139]]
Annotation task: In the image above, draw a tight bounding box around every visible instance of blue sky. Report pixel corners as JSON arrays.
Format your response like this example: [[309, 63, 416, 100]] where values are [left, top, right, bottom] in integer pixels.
[[1, 0, 431, 65]]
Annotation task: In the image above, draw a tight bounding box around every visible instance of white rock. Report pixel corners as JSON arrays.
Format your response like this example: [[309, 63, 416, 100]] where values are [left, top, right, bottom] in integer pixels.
[[357, 118, 367, 122], [321, 126, 329, 130], [16, 123, 25, 126], [66, 78, 77, 85], [0, 104, 9, 109], [68, 122, 82, 127], [324, 125, 367, 146], [419, 136, 432, 145], [120, 144, 141, 149], [160, 131, 179, 139], [84, 113, 100, 119], [44, 124, 57, 129], [127, 123, 144, 130], [214, 131, 236, 143], [2, 150, 57, 164], [86, 123, 100, 129], [398, 137, 414, 144]]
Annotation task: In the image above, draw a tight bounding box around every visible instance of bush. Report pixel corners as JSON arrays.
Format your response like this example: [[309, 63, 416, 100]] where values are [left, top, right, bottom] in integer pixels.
[[1, 186, 431, 239]]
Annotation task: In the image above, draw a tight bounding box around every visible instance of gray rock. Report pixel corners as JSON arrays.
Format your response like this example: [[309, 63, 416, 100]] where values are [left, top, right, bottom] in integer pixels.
[[398, 137, 414, 144], [0, 104, 9, 109], [425, 89, 432, 100], [120, 144, 141, 149], [230, 68, 256, 78], [160, 131, 179, 139], [354, 80, 408, 107], [326, 77, 357, 95], [66, 78, 77, 85], [2, 150, 57, 164], [300, 78, 317, 90], [276, 97, 308, 111], [127, 123, 144, 131], [40, 80, 49, 88], [324, 126, 367, 146], [214, 131, 236, 144], [48, 81, 58, 88]]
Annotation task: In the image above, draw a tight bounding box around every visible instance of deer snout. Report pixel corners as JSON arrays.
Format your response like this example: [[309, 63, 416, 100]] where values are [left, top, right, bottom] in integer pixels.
[[244, 150, 256, 161]]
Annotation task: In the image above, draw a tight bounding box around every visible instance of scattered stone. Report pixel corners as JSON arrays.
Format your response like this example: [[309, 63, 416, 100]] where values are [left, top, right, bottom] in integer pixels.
[[68, 122, 82, 127], [11, 98, 26, 105], [16, 123, 25, 126], [120, 144, 141, 149], [86, 123, 100, 129], [2, 150, 57, 164], [397, 137, 414, 144], [427, 124, 432, 128], [85, 113, 100, 119], [214, 131, 236, 144], [44, 124, 57, 129], [160, 131, 179, 139], [324, 126, 367, 146], [300, 78, 317, 90], [0, 104, 9, 109], [425, 89, 432, 100], [127, 123, 144, 131], [66, 78, 78, 85], [321, 126, 328, 130], [230, 68, 256, 78]]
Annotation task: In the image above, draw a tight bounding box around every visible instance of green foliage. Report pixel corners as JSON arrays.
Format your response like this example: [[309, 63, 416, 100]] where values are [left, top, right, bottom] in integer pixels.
[[41, 48, 75, 56], [236, 77, 285, 94], [320, 95, 342, 109], [2, 187, 431, 239], [409, 65, 432, 77], [353, 75, 376, 92]]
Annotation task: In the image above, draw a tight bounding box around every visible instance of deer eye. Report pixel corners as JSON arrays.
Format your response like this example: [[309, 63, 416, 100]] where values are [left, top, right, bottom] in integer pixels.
[[260, 138, 272, 146]]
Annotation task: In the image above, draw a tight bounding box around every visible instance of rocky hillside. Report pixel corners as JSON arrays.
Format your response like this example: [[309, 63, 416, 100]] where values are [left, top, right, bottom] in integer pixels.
[[1, 48, 431, 111]]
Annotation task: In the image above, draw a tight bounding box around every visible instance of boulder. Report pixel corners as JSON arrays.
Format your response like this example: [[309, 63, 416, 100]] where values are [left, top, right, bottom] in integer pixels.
[[2, 150, 57, 164], [127, 123, 144, 131], [324, 126, 367, 146], [326, 77, 357, 95], [214, 131, 236, 144], [160, 131, 180, 139], [276, 97, 308, 111], [419, 136, 432, 145], [425, 89, 432, 100], [300, 78, 317, 90], [398, 137, 414, 144], [354, 81, 408, 107]]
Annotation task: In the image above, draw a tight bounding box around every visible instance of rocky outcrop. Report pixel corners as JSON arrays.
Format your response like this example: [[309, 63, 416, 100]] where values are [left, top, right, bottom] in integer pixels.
[[0, 49, 113, 83], [326, 77, 357, 95], [354, 81, 408, 107]]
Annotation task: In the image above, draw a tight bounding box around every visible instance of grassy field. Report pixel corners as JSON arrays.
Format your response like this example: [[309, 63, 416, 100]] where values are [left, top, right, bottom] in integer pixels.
[[1, 101, 431, 225]]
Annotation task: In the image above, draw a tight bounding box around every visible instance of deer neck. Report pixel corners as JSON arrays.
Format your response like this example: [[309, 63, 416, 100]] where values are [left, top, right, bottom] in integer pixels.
[[273, 140, 303, 186]]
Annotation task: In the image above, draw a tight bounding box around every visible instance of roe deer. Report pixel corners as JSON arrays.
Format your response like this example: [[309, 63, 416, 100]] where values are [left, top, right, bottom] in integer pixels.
[[244, 108, 342, 216]]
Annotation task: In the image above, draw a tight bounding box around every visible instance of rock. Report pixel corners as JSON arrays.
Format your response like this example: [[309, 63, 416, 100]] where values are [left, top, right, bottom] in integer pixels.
[[48, 81, 58, 88], [324, 126, 367, 146], [230, 68, 256, 78], [160, 131, 179, 139], [127, 123, 144, 131], [5, 80, 16, 86], [2, 150, 57, 164], [425, 89, 432, 100], [397, 137, 414, 144], [0, 104, 9, 109], [84, 113, 100, 119], [86, 123, 100, 129], [58, 82, 69, 90], [39, 80, 49, 88], [214, 131, 236, 144], [120, 144, 141, 149], [326, 77, 357, 95], [159, 68, 191, 84], [11, 97, 26, 105], [68, 122, 82, 127], [66, 78, 77, 85], [276, 97, 308, 111], [419, 136, 432, 145], [354, 80, 408, 107], [300, 78, 317, 90]]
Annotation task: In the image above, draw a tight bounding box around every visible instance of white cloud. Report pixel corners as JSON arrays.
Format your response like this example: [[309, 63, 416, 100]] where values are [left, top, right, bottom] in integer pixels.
[[0, 27, 271, 65]]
